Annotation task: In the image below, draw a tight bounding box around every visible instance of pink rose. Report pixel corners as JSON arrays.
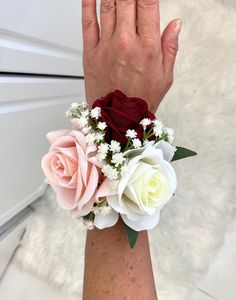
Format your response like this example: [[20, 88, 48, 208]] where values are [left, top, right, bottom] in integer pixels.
[[41, 129, 102, 216]]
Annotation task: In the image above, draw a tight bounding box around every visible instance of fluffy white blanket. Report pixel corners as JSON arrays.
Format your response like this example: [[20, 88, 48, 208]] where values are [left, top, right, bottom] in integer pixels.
[[15, 0, 236, 299]]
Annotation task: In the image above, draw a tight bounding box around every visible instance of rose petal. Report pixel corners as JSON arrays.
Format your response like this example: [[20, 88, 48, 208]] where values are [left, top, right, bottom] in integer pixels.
[[49, 135, 75, 151], [76, 196, 96, 217], [46, 129, 71, 144], [153, 140, 175, 162], [75, 142, 88, 186], [107, 195, 126, 214], [121, 210, 160, 231], [64, 156, 77, 176], [56, 186, 77, 210], [95, 178, 117, 202], [55, 146, 78, 162], [94, 209, 119, 229], [75, 167, 84, 201], [41, 152, 58, 184], [77, 165, 98, 213], [73, 130, 87, 152]]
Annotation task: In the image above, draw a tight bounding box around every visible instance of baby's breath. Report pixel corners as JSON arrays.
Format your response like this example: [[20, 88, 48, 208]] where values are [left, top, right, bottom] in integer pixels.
[[111, 153, 125, 167], [132, 138, 142, 149], [110, 140, 121, 153], [97, 121, 107, 131], [102, 164, 119, 181], [90, 107, 101, 119], [126, 129, 137, 139]]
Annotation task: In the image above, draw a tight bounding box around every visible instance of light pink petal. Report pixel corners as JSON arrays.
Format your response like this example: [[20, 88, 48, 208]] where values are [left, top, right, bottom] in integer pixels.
[[86, 144, 103, 169], [50, 154, 66, 178], [64, 156, 77, 176], [75, 167, 85, 201], [86, 145, 104, 172], [49, 135, 75, 151], [56, 186, 77, 210], [95, 178, 117, 202], [75, 196, 96, 217], [56, 153, 70, 177], [55, 146, 78, 162], [77, 165, 98, 212], [53, 152, 77, 177], [75, 142, 88, 186], [46, 129, 71, 144], [41, 152, 58, 184], [72, 130, 87, 152], [56, 170, 78, 189]]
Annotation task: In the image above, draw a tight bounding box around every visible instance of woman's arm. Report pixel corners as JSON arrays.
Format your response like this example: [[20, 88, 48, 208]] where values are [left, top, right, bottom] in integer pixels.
[[83, 218, 157, 300], [82, 0, 182, 298]]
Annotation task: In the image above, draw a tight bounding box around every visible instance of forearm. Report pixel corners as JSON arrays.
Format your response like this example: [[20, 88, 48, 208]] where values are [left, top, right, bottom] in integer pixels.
[[83, 217, 157, 300]]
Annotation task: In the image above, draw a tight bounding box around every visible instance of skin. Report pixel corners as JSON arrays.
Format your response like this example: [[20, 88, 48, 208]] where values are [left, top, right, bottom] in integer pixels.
[[82, 0, 182, 299], [82, 0, 182, 113]]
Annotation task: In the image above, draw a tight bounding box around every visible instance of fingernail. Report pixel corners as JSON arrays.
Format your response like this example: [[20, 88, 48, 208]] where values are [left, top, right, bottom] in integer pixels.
[[174, 19, 182, 36]]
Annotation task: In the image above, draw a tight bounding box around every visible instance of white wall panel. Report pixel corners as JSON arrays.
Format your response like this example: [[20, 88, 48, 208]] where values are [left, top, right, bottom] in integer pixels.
[[0, 0, 84, 75], [0, 76, 85, 226]]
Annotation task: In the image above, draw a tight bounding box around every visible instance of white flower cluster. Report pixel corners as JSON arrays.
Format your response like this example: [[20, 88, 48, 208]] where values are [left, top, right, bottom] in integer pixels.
[[163, 127, 175, 144], [125, 129, 142, 149], [65, 102, 177, 233], [99, 139, 128, 187], [102, 164, 119, 181], [138, 118, 174, 144], [93, 205, 112, 216], [90, 107, 101, 119], [66, 102, 109, 148], [73, 216, 95, 230], [65, 101, 87, 118]]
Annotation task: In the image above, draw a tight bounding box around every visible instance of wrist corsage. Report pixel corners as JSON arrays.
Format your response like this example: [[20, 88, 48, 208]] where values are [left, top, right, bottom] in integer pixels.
[[41, 89, 196, 248]]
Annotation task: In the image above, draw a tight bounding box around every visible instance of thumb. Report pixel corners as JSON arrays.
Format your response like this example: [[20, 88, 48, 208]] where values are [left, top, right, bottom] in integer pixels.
[[162, 19, 182, 76]]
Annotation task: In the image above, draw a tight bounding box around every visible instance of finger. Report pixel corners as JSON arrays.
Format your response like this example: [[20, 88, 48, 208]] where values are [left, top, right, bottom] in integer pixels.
[[100, 0, 116, 40], [82, 0, 100, 51], [116, 0, 136, 35], [162, 19, 182, 75], [136, 0, 160, 39]]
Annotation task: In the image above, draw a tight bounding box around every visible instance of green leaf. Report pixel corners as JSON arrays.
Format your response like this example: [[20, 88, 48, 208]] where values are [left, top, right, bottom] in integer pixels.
[[172, 146, 197, 162], [124, 223, 139, 249]]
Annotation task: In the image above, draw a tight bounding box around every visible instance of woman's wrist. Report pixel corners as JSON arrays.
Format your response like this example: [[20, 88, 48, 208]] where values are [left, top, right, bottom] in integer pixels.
[[83, 217, 157, 299]]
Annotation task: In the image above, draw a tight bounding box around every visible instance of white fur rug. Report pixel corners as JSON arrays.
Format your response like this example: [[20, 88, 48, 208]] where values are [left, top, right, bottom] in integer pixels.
[[15, 0, 236, 299]]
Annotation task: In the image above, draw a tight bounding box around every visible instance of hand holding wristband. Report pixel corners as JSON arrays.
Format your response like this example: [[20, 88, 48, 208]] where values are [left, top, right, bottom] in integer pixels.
[[41, 90, 196, 248]]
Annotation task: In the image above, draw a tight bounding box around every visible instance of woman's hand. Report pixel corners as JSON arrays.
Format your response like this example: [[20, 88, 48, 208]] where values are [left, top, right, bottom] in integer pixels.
[[82, 0, 182, 113]]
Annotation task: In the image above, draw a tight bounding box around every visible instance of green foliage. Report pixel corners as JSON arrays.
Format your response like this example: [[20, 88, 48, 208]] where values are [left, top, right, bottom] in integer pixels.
[[124, 223, 139, 249], [172, 146, 197, 162]]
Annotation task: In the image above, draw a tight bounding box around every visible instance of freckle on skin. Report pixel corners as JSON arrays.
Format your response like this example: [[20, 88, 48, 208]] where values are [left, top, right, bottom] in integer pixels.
[[91, 242, 94, 247], [130, 265, 133, 270], [131, 277, 136, 283], [105, 290, 111, 295]]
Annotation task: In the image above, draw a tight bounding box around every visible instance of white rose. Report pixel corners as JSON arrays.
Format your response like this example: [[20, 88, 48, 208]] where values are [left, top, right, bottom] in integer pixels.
[[107, 141, 177, 231]]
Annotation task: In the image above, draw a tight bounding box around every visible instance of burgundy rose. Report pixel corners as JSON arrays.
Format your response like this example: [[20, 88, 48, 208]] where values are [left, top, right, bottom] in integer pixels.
[[92, 89, 156, 146]]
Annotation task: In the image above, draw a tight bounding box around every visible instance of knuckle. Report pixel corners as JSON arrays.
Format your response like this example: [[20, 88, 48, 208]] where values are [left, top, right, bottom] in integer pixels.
[[141, 39, 158, 57], [82, 18, 97, 30], [117, 40, 130, 53], [101, 0, 116, 13], [138, 0, 158, 7], [115, 35, 133, 53]]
